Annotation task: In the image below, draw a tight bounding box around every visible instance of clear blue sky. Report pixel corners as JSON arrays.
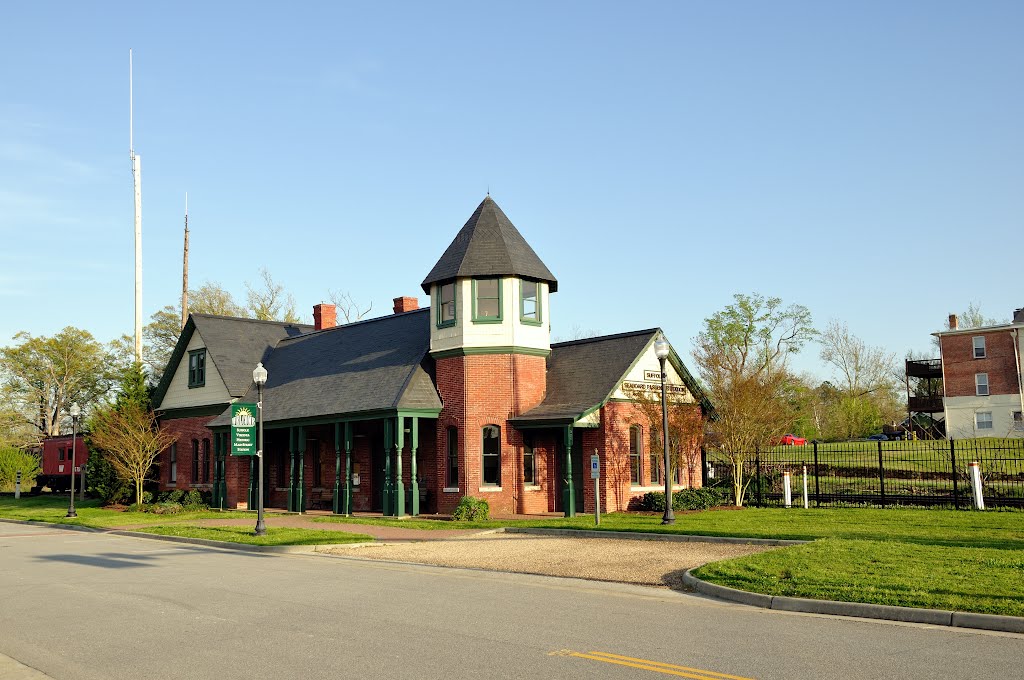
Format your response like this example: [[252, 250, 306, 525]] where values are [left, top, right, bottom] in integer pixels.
[[2, 2, 1020, 378]]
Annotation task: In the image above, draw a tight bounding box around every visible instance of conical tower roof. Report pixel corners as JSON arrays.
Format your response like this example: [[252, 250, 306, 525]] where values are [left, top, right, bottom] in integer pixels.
[[421, 196, 558, 293]]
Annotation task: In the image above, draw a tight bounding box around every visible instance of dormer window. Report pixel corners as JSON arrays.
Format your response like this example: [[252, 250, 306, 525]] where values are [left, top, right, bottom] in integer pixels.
[[188, 349, 206, 388], [437, 282, 456, 328], [472, 278, 502, 323], [520, 279, 542, 325]]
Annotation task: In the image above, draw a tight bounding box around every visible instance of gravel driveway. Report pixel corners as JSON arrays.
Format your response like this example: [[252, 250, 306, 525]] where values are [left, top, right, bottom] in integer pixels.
[[324, 532, 771, 588]]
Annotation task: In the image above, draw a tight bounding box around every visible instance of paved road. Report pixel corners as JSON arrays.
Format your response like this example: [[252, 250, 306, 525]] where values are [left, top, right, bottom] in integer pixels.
[[1, 522, 1021, 680]]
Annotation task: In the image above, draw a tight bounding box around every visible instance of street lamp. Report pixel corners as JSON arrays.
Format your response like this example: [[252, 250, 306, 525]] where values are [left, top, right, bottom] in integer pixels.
[[653, 335, 675, 525], [253, 362, 268, 536], [66, 403, 81, 518]]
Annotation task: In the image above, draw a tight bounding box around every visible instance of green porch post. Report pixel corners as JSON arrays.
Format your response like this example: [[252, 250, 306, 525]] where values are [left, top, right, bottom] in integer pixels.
[[296, 426, 306, 513], [344, 421, 353, 515], [383, 419, 394, 516], [333, 422, 342, 514], [395, 415, 406, 517], [410, 416, 419, 516], [216, 434, 226, 510], [288, 427, 296, 512], [563, 426, 576, 518]]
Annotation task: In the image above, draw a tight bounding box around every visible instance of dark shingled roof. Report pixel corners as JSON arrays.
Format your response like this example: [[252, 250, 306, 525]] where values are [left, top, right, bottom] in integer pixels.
[[421, 196, 558, 293], [153, 314, 311, 409], [515, 330, 658, 423], [207, 309, 441, 427]]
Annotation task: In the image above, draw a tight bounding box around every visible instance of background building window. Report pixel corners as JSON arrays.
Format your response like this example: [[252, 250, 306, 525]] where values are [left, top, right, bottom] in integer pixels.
[[482, 425, 501, 485], [1014, 411, 1024, 431], [976, 411, 993, 430], [446, 427, 459, 487], [191, 440, 200, 482], [437, 282, 456, 327], [520, 279, 540, 323], [202, 438, 211, 483], [58, 448, 65, 461], [188, 350, 206, 387], [523, 437, 535, 484], [473, 278, 502, 321], [629, 426, 642, 484], [973, 336, 986, 359], [975, 373, 989, 396], [169, 443, 177, 484]]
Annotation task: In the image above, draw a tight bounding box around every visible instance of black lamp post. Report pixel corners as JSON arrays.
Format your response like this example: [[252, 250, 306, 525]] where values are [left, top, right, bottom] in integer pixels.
[[253, 362, 268, 537], [66, 403, 81, 518], [654, 336, 675, 525]]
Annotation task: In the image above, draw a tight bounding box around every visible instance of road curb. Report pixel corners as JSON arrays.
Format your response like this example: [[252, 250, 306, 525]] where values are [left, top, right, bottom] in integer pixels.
[[502, 527, 806, 546], [681, 569, 1024, 634]]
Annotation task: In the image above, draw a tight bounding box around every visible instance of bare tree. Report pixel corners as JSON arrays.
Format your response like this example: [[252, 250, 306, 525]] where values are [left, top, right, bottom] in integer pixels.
[[89, 401, 175, 508], [246, 268, 300, 322], [820, 321, 897, 397], [327, 290, 373, 323], [622, 384, 705, 488]]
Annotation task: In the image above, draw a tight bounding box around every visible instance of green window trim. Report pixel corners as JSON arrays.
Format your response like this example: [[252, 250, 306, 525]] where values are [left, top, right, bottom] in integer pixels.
[[472, 278, 503, 324], [436, 281, 457, 329], [188, 349, 206, 388], [519, 279, 542, 326]]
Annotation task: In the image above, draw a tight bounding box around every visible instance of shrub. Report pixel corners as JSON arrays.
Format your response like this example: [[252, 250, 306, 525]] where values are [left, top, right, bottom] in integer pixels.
[[84, 446, 131, 504], [637, 488, 726, 512], [0, 447, 41, 492], [182, 489, 207, 510], [158, 490, 184, 504], [451, 496, 489, 521]]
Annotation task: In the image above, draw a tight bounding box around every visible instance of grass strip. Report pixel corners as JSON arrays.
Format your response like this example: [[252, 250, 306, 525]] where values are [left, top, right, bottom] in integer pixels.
[[0, 495, 251, 528], [135, 525, 374, 546], [693, 538, 1024, 617]]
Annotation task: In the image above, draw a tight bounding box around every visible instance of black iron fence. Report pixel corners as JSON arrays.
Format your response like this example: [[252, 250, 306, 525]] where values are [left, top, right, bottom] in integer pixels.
[[703, 439, 1024, 509]]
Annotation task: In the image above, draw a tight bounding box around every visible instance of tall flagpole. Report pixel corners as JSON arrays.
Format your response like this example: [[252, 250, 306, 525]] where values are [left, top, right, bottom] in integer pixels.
[[130, 49, 143, 364]]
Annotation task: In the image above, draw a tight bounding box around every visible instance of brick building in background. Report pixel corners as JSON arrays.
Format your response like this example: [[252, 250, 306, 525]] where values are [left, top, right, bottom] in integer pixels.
[[153, 197, 713, 516], [933, 309, 1024, 438]]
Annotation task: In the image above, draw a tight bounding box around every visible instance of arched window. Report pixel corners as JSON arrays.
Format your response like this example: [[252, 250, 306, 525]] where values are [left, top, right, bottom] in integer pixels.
[[482, 425, 501, 486], [169, 442, 177, 484], [629, 426, 642, 485], [650, 430, 662, 486], [523, 435, 535, 485], [191, 440, 200, 482], [446, 427, 459, 488], [202, 438, 211, 483]]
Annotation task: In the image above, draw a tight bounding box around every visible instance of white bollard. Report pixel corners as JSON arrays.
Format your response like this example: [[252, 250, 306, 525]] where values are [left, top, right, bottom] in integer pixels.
[[783, 471, 792, 508], [802, 465, 809, 509], [969, 461, 985, 510]]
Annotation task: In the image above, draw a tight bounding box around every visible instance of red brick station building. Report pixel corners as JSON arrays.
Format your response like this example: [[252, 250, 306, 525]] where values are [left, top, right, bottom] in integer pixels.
[[153, 197, 713, 516]]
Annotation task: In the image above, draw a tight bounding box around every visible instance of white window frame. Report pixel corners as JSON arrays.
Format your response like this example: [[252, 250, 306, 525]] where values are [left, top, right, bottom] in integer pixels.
[[975, 373, 989, 396], [975, 411, 993, 430], [973, 336, 986, 359]]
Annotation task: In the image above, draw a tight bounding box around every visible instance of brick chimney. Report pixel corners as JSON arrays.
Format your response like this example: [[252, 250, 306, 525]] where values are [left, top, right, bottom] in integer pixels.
[[393, 296, 419, 314], [948, 313, 959, 330], [313, 303, 337, 330]]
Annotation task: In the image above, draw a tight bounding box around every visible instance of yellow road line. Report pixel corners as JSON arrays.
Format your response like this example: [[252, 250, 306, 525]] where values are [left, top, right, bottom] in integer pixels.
[[555, 649, 755, 680]]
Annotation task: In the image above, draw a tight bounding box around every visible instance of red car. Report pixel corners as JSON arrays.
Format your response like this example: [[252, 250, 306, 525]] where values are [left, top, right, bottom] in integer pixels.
[[777, 434, 807, 446]]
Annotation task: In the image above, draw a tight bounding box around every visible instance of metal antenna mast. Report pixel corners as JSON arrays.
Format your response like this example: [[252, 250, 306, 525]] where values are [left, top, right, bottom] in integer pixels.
[[130, 49, 143, 364]]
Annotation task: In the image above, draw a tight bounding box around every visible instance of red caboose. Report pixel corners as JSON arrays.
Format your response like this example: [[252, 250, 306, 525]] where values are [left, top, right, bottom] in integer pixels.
[[37, 435, 89, 493]]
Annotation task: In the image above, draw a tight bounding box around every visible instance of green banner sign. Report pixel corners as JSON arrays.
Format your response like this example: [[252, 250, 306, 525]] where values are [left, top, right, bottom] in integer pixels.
[[230, 403, 258, 456]]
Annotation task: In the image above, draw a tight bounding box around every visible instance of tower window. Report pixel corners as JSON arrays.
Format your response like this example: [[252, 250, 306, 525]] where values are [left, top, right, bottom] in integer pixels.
[[437, 282, 456, 328], [473, 278, 502, 322], [520, 279, 541, 325]]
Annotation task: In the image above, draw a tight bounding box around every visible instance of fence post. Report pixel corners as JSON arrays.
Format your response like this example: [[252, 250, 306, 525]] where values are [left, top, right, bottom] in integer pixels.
[[878, 440, 886, 507], [813, 441, 820, 507], [755, 450, 762, 508], [950, 439, 959, 510]]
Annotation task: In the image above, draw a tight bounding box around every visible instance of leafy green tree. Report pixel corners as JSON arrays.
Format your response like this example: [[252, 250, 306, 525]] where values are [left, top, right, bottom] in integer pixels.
[[0, 327, 114, 440], [0, 446, 41, 492], [693, 293, 816, 505]]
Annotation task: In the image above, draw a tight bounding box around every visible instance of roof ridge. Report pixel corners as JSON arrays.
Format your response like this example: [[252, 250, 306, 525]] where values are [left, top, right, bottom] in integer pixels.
[[192, 313, 313, 328], [276, 307, 430, 344], [551, 328, 659, 349]]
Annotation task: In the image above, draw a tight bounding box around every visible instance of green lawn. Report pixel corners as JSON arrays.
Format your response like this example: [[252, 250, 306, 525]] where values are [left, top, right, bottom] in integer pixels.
[[135, 525, 374, 546], [693, 538, 1024, 616], [0, 495, 251, 528]]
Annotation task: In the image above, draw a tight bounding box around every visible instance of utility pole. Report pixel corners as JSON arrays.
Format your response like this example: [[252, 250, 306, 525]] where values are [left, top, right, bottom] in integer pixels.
[[130, 49, 143, 364], [182, 192, 189, 329]]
